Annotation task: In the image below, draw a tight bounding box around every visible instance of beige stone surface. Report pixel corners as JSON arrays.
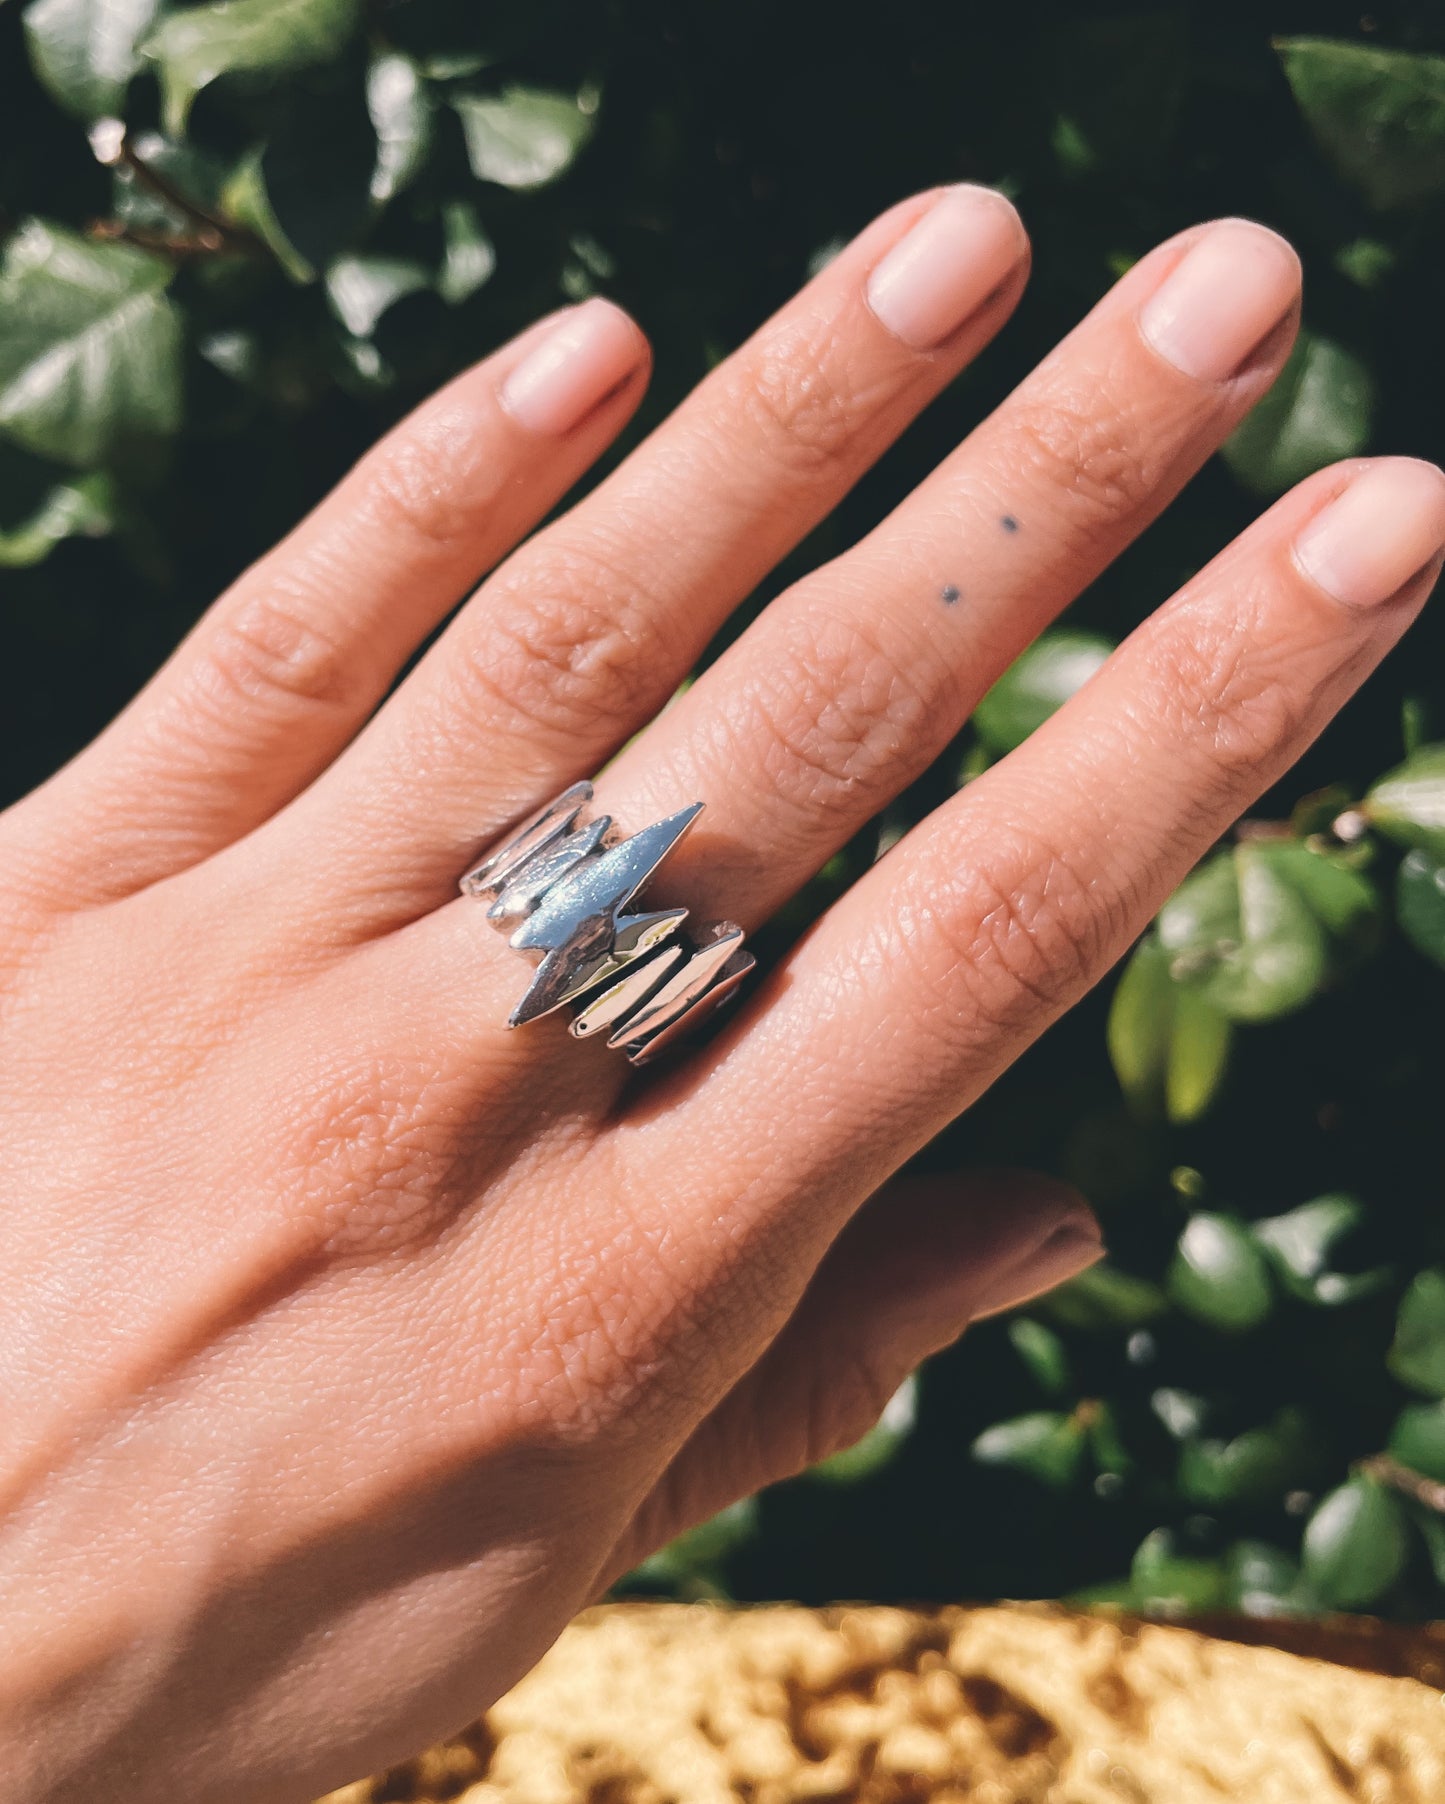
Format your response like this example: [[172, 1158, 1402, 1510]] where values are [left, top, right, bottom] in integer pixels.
[[320, 1602, 1445, 1802]]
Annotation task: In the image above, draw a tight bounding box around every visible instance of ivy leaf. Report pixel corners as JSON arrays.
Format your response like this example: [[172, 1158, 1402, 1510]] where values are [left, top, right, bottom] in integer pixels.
[[367, 51, 432, 205], [325, 256, 430, 339], [1177, 1407, 1313, 1507], [0, 221, 180, 466], [1130, 1528, 1228, 1615], [1006, 1318, 1073, 1398], [972, 1411, 1085, 1489], [1168, 1213, 1274, 1333], [971, 629, 1113, 755], [1397, 850, 1445, 971], [1277, 38, 1445, 212], [22, 0, 161, 119], [810, 1374, 917, 1485], [1107, 933, 1232, 1123], [438, 200, 495, 305], [1252, 1193, 1389, 1307], [1366, 744, 1445, 861], [1222, 330, 1374, 497], [144, 0, 364, 136], [1301, 1475, 1411, 1608], [0, 471, 111, 566], [1389, 1269, 1445, 1397], [452, 85, 596, 190], [1388, 1401, 1445, 1484]]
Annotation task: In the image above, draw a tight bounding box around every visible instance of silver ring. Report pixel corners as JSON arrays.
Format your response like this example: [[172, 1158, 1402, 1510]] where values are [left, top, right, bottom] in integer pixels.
[[459, 783, 755, 1066]]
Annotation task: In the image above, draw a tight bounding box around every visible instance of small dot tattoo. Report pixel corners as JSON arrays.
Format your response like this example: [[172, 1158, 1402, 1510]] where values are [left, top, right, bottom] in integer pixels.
[[940, 583, 961, 606], [1000, 513, 1020, 534]]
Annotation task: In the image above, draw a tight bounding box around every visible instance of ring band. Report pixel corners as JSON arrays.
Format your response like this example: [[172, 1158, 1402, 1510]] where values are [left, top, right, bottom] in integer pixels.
[[460, 783, 755, 1066]]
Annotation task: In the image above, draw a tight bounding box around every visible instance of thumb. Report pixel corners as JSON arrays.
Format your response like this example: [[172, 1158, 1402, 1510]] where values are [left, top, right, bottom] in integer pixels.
[[602, 1169, 1101, 1585]]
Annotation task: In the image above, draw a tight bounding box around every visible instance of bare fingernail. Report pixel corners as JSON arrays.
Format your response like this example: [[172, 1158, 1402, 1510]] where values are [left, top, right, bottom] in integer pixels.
[[500, 298, 644, 435], [1293, 458, 1445, 608], [969, 1222, 1105, 1321], [866, 185, 1027, 351], [1138, 219, 1301, 382]]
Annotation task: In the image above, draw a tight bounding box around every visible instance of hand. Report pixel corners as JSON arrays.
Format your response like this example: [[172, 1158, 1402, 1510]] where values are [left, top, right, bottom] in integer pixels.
[[2, 187, 1441, 1803]]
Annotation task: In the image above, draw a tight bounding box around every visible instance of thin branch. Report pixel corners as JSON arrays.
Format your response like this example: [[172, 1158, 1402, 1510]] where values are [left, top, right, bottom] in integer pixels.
[[1360, 1453, 1445, 1514], [89, 122, 264, 260]]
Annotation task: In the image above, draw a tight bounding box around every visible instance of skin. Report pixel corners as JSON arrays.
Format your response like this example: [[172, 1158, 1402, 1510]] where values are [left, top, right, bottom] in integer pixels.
[[1, 188, 1442, 1802]]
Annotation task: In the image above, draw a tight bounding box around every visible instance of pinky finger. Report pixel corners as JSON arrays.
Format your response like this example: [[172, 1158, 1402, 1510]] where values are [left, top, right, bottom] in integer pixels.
[[11, 300, 648, 907]]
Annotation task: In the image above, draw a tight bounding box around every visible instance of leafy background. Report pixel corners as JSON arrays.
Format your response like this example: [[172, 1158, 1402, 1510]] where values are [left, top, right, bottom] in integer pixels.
[[3, 0, 1445, 1620]]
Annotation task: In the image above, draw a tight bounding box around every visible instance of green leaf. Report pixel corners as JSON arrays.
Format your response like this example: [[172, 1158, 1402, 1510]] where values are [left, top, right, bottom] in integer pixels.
[[1397, 850, 1445, 970], [0, 221, 180, 467], [325, 255, 429, 339], [1006, 1318, 1072, 1398], [1388, 1402, 1445, 1484], [438, 200, 495, 305], [629, 1496, 758, 1594], [0, 471, 111, 567], [1253, 1193, 1388, 1307], [1222, 330, 1374, 497], [1177, 1408, 1313, 1508], [1301, 1475, 1411, 1608], [1041, 1262, 1167, 1332], [367, 51, 432, 204], [1154, 837, 1334, 1024], [1367, 744, 1445, 860], [23, 0, 161, 119], [1226, 1540, 1306, 1616], [972, 1411, 1085, 1489], [1107, 933, 1231, 1124], [1151, 1387, 1209, 1441], [452, 84, 595, 190], [1168, 1213, 1274, 1333], [1277, 38, 1445, 212], [1130, 1528, 1228, 1615], [810, 1374, 917, 1485], [144, 0, 363, 135], [1389, 1270, 1445, 1396], [972, 629, 1113, 755]]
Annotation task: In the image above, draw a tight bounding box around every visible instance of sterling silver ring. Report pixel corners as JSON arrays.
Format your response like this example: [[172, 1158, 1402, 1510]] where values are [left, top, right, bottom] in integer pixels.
[[459, 782, 755, 1066]]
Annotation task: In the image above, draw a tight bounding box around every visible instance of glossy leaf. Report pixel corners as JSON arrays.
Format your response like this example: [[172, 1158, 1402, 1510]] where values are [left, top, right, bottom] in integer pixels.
[[1388, 1401, 1445, 1484], [326, 256, 430, 339], [810, 1375, 917, 1485], [1168, 1213, 1274, 1333], [1226, 1540, 1305, 1616], [23, 0, 160, 119], [1130, 1528, 1228, 1615], [144, 0, 363, 135], [452, 85, 595, 190], [1222, 329, 1374, 497], [1177, 1408, 1313, 1507], [224, 85, 375, 282], [1389, 1270, 1445, 1397], [1007, 1318, 1072, 1398], [1042, 1262, 1168, 1332], [0, 472, 111, 567], [0, 221, 180, 466], [1277, 38, 1445, 211], [1252, 1193, 1388, 1307], [438, 200, 496, 305], [1107, 933, 1231, 1123], [1301, 1475, 1411, 1608], [368, 51, 432, 204], [972, 629, 1113, 755], [1367, 744, 1445, 860], [972, 1411, 1085, 1489], [1397, 850, 1445, 970]]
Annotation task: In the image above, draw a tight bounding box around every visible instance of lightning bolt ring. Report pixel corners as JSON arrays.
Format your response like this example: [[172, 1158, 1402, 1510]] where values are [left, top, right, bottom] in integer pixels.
[[459, 783, 755, 1066]]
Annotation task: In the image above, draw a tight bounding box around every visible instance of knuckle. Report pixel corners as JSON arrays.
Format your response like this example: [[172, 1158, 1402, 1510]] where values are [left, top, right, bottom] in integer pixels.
[[1009, 376, 1165, 536], [199, 577, 366, 718], [725, 600, 939, 823], [447, 535, 678, 746], [728, 313, 876, 479], [356, 413, 500, 552]]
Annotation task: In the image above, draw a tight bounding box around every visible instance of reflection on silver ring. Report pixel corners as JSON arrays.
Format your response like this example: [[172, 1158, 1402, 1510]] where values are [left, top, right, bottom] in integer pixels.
[[459, 782, 755, 1067]]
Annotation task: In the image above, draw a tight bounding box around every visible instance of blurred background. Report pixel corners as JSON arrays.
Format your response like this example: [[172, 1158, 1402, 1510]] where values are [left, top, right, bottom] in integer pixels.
[[2, 0, 1444, 1619]]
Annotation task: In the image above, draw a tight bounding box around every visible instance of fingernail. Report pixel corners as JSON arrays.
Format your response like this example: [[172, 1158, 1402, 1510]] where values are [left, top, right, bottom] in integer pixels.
[[969, 1223, 1105, 1321], [1138, 219, 1300, 382], [866, 185, 1027, 350], [1293, 458, 1445, 608], [500, 298, 643, 435]]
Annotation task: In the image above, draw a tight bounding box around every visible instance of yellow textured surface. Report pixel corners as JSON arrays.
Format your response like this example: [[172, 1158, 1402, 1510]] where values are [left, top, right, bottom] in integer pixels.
[[320, 1603, 1445, 1802]]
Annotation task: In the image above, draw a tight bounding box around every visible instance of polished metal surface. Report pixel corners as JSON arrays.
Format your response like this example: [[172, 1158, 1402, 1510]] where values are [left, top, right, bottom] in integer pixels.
[[461, 783, 753, 1064]]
